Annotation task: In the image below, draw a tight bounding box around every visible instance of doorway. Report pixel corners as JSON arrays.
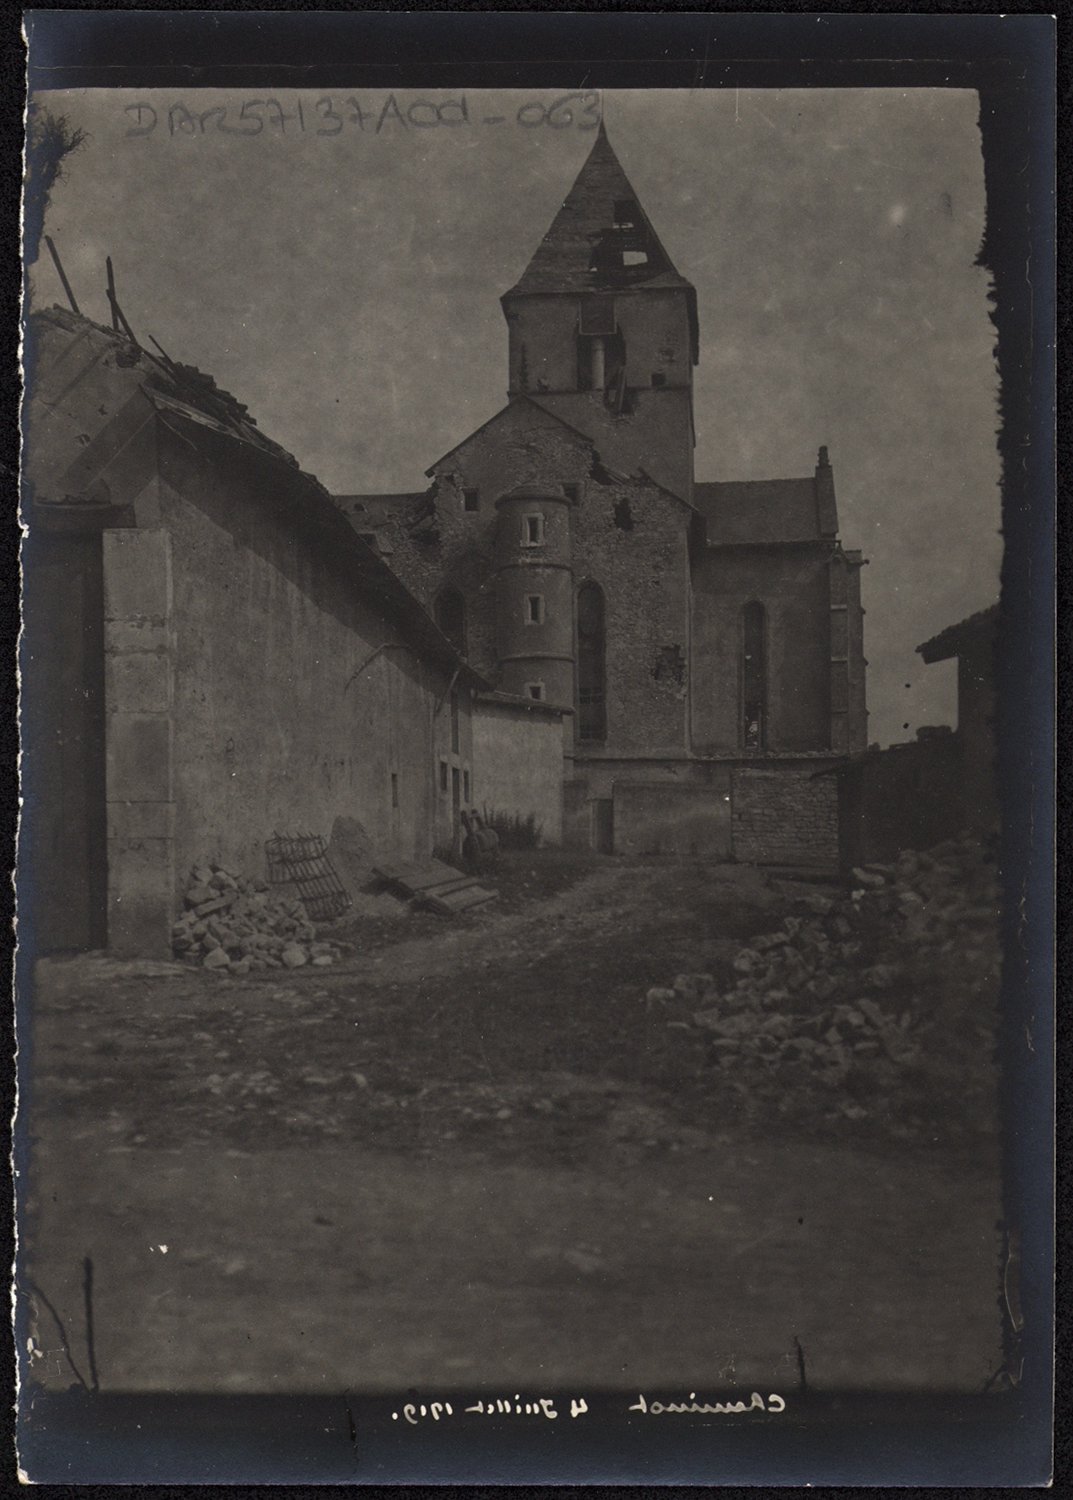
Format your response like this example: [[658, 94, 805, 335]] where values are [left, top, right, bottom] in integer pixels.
[[593, 798, 614, 855]]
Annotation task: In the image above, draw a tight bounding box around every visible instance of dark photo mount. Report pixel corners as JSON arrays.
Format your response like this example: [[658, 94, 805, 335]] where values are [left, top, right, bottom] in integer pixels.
[[14, 10, 1054, 1487]]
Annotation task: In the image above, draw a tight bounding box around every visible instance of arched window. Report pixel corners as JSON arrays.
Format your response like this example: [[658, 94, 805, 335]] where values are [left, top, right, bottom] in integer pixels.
[[577, 581, 606, 743], [434, 586, 467, 656], [741, 601, 766, 751]]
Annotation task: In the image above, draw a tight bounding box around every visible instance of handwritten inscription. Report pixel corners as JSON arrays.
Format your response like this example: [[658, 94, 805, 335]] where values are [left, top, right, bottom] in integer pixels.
[[123, 93, 602, 140], [391, 1394, 588, 1424], [387, 1391, 785, 1427], [630, 1391, 786, 1415]]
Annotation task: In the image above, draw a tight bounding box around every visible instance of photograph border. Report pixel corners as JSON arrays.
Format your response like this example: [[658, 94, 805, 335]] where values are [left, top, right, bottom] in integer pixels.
[[13, 9, 1055, 1486]]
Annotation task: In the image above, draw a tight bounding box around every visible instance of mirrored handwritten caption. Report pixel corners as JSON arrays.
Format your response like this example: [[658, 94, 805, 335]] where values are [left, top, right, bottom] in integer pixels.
[[123, 94, 602, 139], [630, 1392, 786, 1415], [388, 1392, 787, 1426], [392, 1395, 590, 1425]]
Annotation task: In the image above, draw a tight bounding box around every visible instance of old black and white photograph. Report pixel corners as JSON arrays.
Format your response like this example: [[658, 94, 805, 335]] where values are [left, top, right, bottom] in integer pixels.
[[15, 16, 1054, 1485]]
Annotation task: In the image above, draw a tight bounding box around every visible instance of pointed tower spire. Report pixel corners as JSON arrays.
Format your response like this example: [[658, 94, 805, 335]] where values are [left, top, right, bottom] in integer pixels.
[[498, 124, 699, 504], [503, 126, 692, 300]]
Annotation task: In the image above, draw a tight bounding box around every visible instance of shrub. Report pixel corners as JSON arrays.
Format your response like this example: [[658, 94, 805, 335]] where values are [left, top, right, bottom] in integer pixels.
[[482, 808, 543, 850]]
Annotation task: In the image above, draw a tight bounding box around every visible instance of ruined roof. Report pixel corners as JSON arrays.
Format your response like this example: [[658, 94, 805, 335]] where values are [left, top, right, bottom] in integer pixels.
[[30, 303, 299, 469], [335, 493, 424, 512], [917, 604, 999, 663], [25, 306, 488, 690], [502, 124, 697, 328], [694, 477, 835, 546]]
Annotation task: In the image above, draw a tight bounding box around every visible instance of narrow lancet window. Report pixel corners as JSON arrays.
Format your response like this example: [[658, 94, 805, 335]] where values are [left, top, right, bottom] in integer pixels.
[[577, 581, 607, 743], [742, 601, 766, 751]]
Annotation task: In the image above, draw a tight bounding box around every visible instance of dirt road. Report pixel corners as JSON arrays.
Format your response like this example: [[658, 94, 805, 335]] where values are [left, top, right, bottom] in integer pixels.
[[21, 854, 1003, 1395]]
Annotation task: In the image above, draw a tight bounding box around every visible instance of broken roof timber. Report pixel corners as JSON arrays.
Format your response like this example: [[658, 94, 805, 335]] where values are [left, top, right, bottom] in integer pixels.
[[27, 306, 489, 693]]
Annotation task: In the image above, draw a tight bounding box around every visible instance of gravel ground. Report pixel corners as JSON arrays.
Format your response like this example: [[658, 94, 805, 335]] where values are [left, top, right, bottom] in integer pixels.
[[20, 851, 1005, 1395]]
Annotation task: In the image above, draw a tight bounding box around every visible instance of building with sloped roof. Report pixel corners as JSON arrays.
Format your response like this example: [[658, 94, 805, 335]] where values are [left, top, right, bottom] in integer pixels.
[[21, 306, 573, 955], [334, 123, 868, 865], [917, 604, 999, 834]]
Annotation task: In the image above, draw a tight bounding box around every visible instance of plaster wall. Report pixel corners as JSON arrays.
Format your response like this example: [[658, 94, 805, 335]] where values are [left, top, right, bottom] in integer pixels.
[[613, 778, 731, 858], [156, 432, 469, 896], [507, 296, 582, 393], [506, 289, 692, 398], [102, 528, 175, 955], [471, 701, 565, 845]]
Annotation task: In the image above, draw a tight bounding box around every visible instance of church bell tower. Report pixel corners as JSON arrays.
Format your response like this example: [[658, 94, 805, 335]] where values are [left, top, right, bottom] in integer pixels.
[[500, 122, 700, 506]]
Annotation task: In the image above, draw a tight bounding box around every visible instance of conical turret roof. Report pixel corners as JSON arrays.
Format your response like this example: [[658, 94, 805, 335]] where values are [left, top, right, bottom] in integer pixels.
[[503, 122, 694, 299]]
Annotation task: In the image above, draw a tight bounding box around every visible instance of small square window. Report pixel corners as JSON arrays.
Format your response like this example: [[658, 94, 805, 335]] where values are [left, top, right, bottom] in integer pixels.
[[526, 595, 544, 625], [463, 489, 479, 512], [650, 371, 666, 388], [523, 513, 545, 546], [526, 682, 544, 701], [562, 484, 579, 504], [439, 760, 448, 793]]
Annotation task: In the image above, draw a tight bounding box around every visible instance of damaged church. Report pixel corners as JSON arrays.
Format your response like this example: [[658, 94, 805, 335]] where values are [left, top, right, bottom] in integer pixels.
[[335, 122, 868, 861], [21, 122, 868, 958]]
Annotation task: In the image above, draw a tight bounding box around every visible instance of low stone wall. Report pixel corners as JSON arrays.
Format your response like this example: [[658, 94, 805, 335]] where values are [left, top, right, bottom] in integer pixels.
[[731, 766, 839, 868], [613, 780, 732, 858]]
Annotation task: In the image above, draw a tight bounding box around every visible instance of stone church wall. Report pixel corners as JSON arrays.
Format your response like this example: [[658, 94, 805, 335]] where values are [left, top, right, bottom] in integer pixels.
[[571, 480, 691, 753], [691, 546, 833, 753]]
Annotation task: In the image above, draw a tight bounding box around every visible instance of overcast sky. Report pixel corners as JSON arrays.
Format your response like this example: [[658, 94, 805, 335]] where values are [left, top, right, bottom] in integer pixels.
[[28, 86, 1001, 746]]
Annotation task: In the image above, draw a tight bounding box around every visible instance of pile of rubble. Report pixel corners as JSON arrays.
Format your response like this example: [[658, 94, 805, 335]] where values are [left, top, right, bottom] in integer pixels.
[[171, 863, 346, 974], [649, 836, 1002, 1133]]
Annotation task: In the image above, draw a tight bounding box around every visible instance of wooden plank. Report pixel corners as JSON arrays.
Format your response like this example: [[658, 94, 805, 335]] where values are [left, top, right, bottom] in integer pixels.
[[373, 860, 477, 895], [432, 884, 497, 913], [373, 859, 444, 885], [419, 874, 480, 895]]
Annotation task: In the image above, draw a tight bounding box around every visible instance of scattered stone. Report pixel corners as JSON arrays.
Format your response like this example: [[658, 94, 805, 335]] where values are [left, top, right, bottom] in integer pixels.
[[281, 945, 308, 968], [172, 859, 345, 974], [673, 973, 714, 1001], [737, 948, 765, 971], [203, 948, 231, 970], [193, 892, 238, 918], [648, 832, 1000, 1131]]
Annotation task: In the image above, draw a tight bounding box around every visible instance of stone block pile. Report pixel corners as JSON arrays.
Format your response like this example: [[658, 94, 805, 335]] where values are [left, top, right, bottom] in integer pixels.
[[171, 862, 346, 974], [648, 835, 1001, 1131]]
